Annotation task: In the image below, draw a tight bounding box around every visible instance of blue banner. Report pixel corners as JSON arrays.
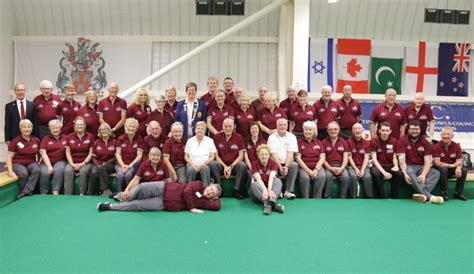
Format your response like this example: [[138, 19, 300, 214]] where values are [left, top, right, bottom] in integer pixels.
[[360, 102, 474, 133]]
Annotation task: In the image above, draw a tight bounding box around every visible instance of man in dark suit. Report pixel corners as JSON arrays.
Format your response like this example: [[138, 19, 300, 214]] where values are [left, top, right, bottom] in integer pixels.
[[5, 83, 38, 143]]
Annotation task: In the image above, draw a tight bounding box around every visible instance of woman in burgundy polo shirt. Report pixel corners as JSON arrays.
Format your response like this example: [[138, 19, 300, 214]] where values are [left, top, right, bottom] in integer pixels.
[[114, 147, 171, 202], [162, 122, 187, 183], [257, 92, 287, 140], [56, 83, 81, 135], [76, 90, 100, 136], [115, 118, 144, 192], [207, 89, 234, 137], [7, 119, 41, 200], [249, 144, 284, 215], [88, 123, 116, 197], [39, 119, 66, 195], [289, 89, 317, 139], [64, 116, 94, 195], [147, 95, 174, 137], [235, 94, 256, 140], [127, 88, 151, 138], [164, 85, 178, 117]]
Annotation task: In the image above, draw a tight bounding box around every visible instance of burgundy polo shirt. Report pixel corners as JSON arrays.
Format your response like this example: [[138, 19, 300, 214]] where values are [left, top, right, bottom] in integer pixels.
[[40, 134, 66, 165], [251, 99, 265, 114], [289, 104, 317, 132], [370, 102, 406, 139], [200, 92, 214, 107], [162, 137, 186, 166], [347, 137, 371, 167], [279, 97, 298, 119], [163, 181, 221, 212], [322, 137, 349, 166], [76, 104, 100, 136], [213, 132, 245, 166], [115, 134, 144, 165], [127, 103, 152, 138], [404, 103, 434, 135], [57, 99, 81, 135], [235, 108, 256, 139], [313, 99, 339, 130], [432, 141, 462, 165], [135, 159, 170, 183], [337, 98, 362, 130], [251, 159, 278, 187], [164, 101, 177, 117], [144, 134, 168, 159], [147, 110, 174, 137], [396, 136, 431, 166], [97, 96, 127, 129], [33, 94, 61, 124], [208, 104, 235, 133], [245, 138, 266, 164], [370, 136, 398, 168], [65, 132, 94, 163], [225, 92, 240, 111], [257, 107, 287, 135], [93, 138, 116, 165], [297, 138, 325, 169], [8, 135, 40, 166]]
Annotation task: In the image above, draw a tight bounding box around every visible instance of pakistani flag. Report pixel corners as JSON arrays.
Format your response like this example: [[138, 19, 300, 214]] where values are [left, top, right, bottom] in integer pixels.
[[369, 45, 403, 94]]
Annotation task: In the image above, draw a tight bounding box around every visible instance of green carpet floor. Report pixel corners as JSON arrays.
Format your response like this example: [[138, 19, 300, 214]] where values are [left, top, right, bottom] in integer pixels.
[[1, 196, 473, 274]]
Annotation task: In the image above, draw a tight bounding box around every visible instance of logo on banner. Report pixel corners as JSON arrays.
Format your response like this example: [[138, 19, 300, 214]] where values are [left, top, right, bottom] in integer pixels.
[[56, 37, 107, 94]]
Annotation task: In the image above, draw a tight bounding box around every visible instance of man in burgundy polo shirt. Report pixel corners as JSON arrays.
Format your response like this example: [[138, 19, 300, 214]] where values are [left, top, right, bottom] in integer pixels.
[[200, 76, 218, 108], [97, 82, 127, 136], [347, 123, 372, 198], [209, 118, 248, 199], [143, 121, 168, 159], [404, 92, 435, 141], [337, 85, 362, 139], [97, 181, 221, 213], [33, 80, 61, 139], [397, 120, 442, 204], [279, 85, 298, 119], [314, 85, 339, 140], [370, 122, 404, 198], [433, 126, 468, 201], [223, 76, 239, 110], [251, 85, 268, 114], [369, 88, 406, 139], [322, 122, 357, 198]]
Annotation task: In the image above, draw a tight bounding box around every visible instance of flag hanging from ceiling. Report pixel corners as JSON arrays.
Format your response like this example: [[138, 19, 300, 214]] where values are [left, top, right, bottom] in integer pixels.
[[336, 38, 371, 94], [369, 44, 403, 94], [437, 43, 470, 97], [404, 41, 439, 95], [308, 38, 335, 92]]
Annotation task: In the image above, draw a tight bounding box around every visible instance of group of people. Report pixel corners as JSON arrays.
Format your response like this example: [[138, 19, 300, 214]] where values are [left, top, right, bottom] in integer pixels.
[[4, 77, 469, 215]]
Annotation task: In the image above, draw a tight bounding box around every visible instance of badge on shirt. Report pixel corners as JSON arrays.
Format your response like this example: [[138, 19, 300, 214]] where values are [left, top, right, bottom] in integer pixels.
[[52, 101, 59, 107], [386, 144, 393, 149], [74, 107, 79, 111], [17, 142, 25, 149], [420, 115, 427, 120], [38, 104, 44, 109], [195, 192, 202, 198], [62, 141, 66, 145], [83, 139, 91, 144], [449, 153, 457, 158], [108, 146, 115, 151], [337, 146, 344, 151], [352, 106, 358, 111], [330, 108, 337, 113], [48, 141, 54, 145], [103, 106, 110, 111], [157, 170, 164, 175], [230, 144, 239, 150], [395, 112, 401, 117], [275, 113, 282, 118], [417, 146, 425, 152]]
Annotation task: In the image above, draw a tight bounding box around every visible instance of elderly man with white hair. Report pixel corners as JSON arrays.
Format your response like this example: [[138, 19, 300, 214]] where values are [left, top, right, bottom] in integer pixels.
[[267, 118, 299, 199], [347, 123, 372, 198], [313, 85, 339, 140], [33, 80, 61, 139], [279, 85, 298, 118], [295, 121, 326, 198], [404, 92, 435, 142]]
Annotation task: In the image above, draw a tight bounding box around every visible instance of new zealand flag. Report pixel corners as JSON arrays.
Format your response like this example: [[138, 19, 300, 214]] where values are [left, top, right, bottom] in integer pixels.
[[437, 43, 470, 96]]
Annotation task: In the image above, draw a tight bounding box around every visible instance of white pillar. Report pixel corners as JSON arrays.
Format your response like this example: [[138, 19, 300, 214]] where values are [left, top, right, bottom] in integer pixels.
[[291, 0, 310, 91], [277, 4, 288, 101]]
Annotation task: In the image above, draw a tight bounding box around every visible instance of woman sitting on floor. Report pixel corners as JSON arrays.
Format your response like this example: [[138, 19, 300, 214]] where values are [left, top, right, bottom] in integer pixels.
[[7, 119, 41, 200]]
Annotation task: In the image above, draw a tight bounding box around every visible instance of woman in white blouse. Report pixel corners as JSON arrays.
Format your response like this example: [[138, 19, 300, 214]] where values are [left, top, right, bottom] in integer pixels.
[[184, 121, 216, 186]]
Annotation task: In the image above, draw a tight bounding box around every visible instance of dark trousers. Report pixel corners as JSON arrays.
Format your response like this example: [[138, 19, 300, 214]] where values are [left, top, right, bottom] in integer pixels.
[[317, 130, 328, 141], [435, 166, 467, 194], [339, 129, 353, 140], [89, 163, 116, 193], [370, 166, 403, 199]]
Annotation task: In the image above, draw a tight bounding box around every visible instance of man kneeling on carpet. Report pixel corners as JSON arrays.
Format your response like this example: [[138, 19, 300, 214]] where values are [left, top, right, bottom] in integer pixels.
[[97, 181, 222, 213]]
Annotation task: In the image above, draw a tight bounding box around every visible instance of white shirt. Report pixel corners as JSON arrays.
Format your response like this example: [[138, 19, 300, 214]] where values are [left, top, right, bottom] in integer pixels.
[[267, 131, 298, 164], [185, 135, 217, 165], [16, 99, 26, 118]]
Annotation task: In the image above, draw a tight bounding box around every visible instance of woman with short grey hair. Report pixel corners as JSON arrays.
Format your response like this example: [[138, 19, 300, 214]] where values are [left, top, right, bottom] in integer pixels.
[[162, 122, 187, 183]]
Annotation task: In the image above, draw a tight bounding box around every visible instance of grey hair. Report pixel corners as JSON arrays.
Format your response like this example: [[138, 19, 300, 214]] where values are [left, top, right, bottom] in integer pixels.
[[40, 80, 53, 88], [209, 183, 222, 197], [171, 121, 184, 131], [303, 121, 316, 130], [48, 119, 61, 129]]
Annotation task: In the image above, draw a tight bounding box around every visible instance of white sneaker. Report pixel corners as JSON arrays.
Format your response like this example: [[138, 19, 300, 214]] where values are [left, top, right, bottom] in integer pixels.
[[429, 195, 444, 205], [412, 194, 427, 203], [284, 191, 296, 199]]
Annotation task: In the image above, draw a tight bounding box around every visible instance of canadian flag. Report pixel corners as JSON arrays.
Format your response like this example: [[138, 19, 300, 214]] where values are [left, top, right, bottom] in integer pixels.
[[336, 39, 371, 94]]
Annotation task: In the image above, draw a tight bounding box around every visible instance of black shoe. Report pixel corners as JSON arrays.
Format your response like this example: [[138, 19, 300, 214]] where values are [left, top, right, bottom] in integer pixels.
[[232, 190, 244, 199], [263, 204, 272, 215], [16, 193, 27, 200], [272, 203, 285, 213], [109, 192, 118, 199], [441, 191, 449, 201], [453, 192, 468, 201], [97, 202, 111, 211]]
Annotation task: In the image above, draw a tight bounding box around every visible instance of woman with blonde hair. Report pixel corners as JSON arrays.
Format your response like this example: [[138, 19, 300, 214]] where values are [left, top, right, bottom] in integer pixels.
[[57, 83, 81, 135], [7, 119, 41, 199], [89, 122, 116, 196], [127, 88, 151, 138], [164, 85, 178, 116], [115, 118, 144, 191], [256, 91, 287, 140], [76, 89, 100, 136]]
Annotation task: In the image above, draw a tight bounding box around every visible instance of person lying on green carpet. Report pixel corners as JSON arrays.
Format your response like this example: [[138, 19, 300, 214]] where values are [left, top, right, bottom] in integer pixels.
[[97, 181, 221, 213]]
